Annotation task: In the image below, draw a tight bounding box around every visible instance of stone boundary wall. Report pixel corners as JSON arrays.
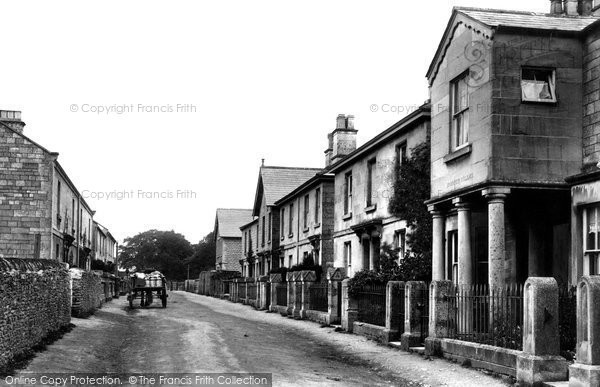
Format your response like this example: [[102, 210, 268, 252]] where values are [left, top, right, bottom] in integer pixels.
[[70, 268, 103, 317], [0, 261, 71, 372]]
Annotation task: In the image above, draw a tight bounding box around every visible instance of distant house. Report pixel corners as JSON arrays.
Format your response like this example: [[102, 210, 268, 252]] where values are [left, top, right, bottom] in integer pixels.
[[93, 221, 117, 265], [214, 208, 254, 272]]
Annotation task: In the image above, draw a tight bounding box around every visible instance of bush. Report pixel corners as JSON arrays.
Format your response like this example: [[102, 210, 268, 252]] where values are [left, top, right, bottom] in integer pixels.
[[348, 243, 401, 296], [90, 259, 106, 271], [288, 253, 323, 282]]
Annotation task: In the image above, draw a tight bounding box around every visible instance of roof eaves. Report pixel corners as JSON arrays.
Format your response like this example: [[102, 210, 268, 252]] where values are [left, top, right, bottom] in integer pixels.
[[274, 172, 334, 206]]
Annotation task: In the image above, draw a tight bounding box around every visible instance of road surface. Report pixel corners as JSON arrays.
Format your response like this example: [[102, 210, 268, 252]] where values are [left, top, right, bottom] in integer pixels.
[[6, 291, 510, 387]]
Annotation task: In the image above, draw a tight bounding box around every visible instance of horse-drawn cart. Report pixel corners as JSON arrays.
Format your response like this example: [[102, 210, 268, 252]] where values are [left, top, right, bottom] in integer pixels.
[[127, 270, 168, 309]]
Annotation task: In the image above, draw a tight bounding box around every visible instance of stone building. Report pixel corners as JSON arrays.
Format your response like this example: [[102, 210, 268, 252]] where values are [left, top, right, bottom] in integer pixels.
[[329, 107, 430, 278], [214, 208, 253, 272], [93, 221, 117, 266], [275, 171, 334, 272], [240, 164, 322, 278], [426, 5, 599, 288], [0, 110, 97, 266], [240, 217, 258, 277]]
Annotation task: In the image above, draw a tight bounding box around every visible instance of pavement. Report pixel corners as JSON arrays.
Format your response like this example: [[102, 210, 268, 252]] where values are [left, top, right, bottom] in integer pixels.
[[3, 291, 513, 387]]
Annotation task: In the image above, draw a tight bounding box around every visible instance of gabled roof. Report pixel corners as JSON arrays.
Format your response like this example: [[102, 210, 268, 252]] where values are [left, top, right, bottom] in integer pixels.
[[215, 208, 254, 238], [274, 172, 334, 207], [427, 7, 599, 84], [253, 166, 323, 215]]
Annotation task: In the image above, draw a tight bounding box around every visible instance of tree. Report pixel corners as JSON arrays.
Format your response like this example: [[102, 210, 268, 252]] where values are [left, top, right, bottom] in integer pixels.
[[388, 139, 432, 282], [185, 231, 216, 278], [119, 229, 193, 280]]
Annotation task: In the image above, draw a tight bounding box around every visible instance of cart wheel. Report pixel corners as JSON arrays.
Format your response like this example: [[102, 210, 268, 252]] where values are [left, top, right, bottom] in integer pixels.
[[140, 292, 145, 307]]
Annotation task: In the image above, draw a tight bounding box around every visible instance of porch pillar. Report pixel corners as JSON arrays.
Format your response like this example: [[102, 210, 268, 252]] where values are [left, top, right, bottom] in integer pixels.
[[453, 198, 472, 286], [482, 187, 510, 289], [429, 206, 445, 281]]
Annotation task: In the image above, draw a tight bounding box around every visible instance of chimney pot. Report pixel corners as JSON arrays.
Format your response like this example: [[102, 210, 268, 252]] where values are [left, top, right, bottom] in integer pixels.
[[336, 114, 346, 129], [0, 110, 25, 134], [550, 0, 564, 14], [346, 115, 355, 130], [566, 0, 579, 15]]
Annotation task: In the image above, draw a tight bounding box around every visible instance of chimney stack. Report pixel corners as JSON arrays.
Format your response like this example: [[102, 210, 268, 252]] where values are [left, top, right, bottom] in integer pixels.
[[0, 110, 25, 134], [581, 0, 594, 15], [550, 0, 563, 14], [326, 114, 358, 166], [566, 0, 579, 15]]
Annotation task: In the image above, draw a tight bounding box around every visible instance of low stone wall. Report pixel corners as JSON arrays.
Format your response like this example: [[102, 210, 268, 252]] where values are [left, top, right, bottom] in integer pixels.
[[353, 321, 389, 343], [0, 259, 71, 372], [70, 268, 103, 317], [427, 338, 520, 377], [305, 310, 329, 325]]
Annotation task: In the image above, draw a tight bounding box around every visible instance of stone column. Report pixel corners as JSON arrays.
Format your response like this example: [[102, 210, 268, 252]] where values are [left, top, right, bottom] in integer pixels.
[[286, 272, 295, 316], [341, 279, 358, 332], [384, 281, 405, 344], [257, 276, 268, 310], [401, 281, 427, 350], [300, 271, 317, 319], [453, 198, 472, 286], [482, 187, 510, 289], [429, 206, 445, 281], [570, 276, 600, 387], [516, 277, 567, 385], [425, 280, 453, 357]]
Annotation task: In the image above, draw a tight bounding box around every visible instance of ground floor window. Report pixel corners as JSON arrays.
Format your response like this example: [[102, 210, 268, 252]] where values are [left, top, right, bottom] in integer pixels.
[[344, 242, 352, 268], [584, 205, 600, 275], [393, 229, 406, 261]]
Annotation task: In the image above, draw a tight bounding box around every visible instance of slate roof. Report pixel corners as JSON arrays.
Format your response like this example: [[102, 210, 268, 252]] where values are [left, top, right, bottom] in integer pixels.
[[215, 208, 254, 238], [256, 166, 323, 209], [456, 7, 598, 32], [261, 166, 323, 205]]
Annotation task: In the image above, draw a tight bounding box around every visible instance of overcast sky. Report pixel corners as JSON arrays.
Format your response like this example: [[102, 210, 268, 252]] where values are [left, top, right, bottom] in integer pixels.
[[1, 0, 549, 244]]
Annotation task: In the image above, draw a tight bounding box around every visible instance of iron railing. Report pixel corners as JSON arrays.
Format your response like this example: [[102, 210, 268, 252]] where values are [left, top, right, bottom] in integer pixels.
[[356, 283, 387, 327], [248, 283, 257, 301], [309, 283, 329, 312], [446, 283, 524, 350], [558, 285, 577, 360], [276, 283, 288, 306], [239, 284, 247, 300], [416, 283, 430, 344]]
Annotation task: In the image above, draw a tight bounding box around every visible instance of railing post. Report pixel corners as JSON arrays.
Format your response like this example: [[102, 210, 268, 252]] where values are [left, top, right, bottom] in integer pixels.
[[425, 280, 453, 356], [327, 268, 345, 325], [516, 277, 567, 386], [269, 274, 282, 312], [341, 279, 358, 333], [257, 276, 267, 310], [401, 281, 426, 350], [292, 272, 303, 318], [300, 271, 317, 319], [569, 276, 600, 387], [384, 281, 405, 344]]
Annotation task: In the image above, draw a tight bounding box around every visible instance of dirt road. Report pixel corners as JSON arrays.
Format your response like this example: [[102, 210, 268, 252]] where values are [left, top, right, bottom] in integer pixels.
[[6, 291, 510, 387]]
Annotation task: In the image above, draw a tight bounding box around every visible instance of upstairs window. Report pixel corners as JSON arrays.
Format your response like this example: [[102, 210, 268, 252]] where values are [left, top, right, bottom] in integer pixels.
[[366, 158, 376, 207], [344, 172, 353, 215], [451, 73, 469, 151], [289, 203, 294, 235], [303, 195, 309, 229], [521, 68, 556, 103], [314, 188, 321, 224], [281, 208, 285, 236]]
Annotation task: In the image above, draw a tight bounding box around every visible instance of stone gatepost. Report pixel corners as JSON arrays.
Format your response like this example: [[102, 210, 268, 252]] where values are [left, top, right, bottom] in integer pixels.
[[570, 276, 600, 387], [269, 274, 282, 312], [291, 272, 303, 318], [401, 281, 427, 350], [327, 268, 346, 325], [383, 281, 405, 344], [286, 272, 295, 315], [257, 276, 269, 310], [341, 279, 358, 332], [425, 280, 453, 356], [300, 271, 317, 319], [516, 277, 567, 386]]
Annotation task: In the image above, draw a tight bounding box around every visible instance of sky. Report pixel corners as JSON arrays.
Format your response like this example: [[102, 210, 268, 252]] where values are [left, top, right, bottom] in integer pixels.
[[1, 0, 549, 244]]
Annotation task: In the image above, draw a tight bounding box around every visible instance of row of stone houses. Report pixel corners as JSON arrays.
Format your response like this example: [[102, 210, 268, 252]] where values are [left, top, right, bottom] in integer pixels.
[[0, 110, 117, 268], [213, 105, 430, 280], [213, 2, 600, 291]]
